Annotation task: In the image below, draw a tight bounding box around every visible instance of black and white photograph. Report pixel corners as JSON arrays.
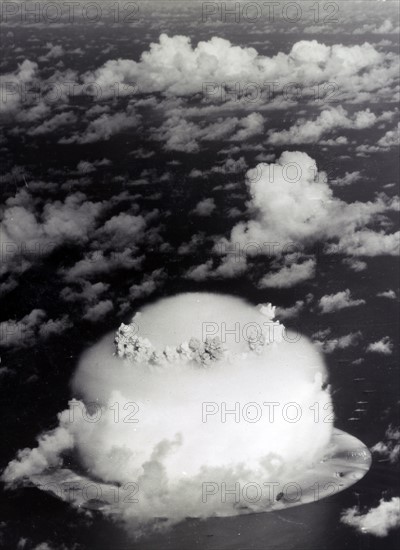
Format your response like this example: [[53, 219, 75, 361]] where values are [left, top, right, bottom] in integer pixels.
[[0, 1, 399, 549]]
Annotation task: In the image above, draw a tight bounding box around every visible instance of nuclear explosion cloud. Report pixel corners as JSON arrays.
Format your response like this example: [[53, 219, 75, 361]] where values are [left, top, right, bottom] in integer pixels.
[[2, 293, 371, 532]]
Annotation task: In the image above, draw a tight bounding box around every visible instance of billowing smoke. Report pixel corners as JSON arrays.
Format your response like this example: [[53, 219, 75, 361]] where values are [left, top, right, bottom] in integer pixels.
[[2, 293, 332, 531]]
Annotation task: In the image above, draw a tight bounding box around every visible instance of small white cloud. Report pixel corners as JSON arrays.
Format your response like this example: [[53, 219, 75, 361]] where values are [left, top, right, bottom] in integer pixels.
[[76, 159, 111, 174], [185, 255, 247, 281], [38, 316, 72, 339], [185, 260, 214, 281], [193, 198, 216, 217], [377, 289, 397, 299], [178, 233, 205, 255], [268, 107, 377, 146], [188, 169, 203, 178], [356, 123, 400, 154], [342, 258, 367, 272], [319, 289, 365, 313], [230, 112, 264, 141], [326, 229, 400, 257], [0, 310, 71, 348], [341, 498, 400, 537], [366, 336, 393, 355], [371, 440, 400, 464], [127, 269, 166, 304], [28, 111, 77, 136], [331, 171, 361, 186], [38, 42, 65, 62], [62, 108, 140, 144], [313, 331, 362, 354], [83, 300, 114, 322], [258, 258, 316, 289], [274, 300, 305, 320]]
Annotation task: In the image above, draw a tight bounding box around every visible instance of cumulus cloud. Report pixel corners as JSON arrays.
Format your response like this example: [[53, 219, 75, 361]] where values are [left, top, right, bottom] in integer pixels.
[[27, 111, 77, 136], [92, 212, 147, 251], [0, 60, 78, 130], [0, 192, 104, 284], [155, 113, 263, 152], [268, 107, 378, 145], [230, 112, 264, 141], [178, 232, 206, 255], [341, 498, 400, 537], [274, 300, 305, 320], [0, 59, 38, 115], [83, 300, 114, 323], [354, 18, 400, 35], [342, 258, 367, 272], [193, 198, 216, 216], [371, 425, 400, 464], [61, 250, 143, 282], [377, 289, 397, 299], [0, 310, 71, 349], [356, 123, 400, 154], [258, 258, 316, 288], [313, 331, 362, 354], [125, 269, 167, 307], [61, 108, 140, 144], [211, 156, 248, 176], [38, 316, 73, 339], [326, 229, 400, 256], [366, 336, 393, 355], [318, 289, 366, 313], [76, 158, 111, 174], [216, 151, 399, 279], [55, 210, 161, 286], [1, 193, 103, 249], [185, 256, 248, 281], [84, 35, 398, 102], [38, 42, 65, 62], [61, 280, 110, 304], [331, 171, 362, 186], [377, 122, 400, 148]]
